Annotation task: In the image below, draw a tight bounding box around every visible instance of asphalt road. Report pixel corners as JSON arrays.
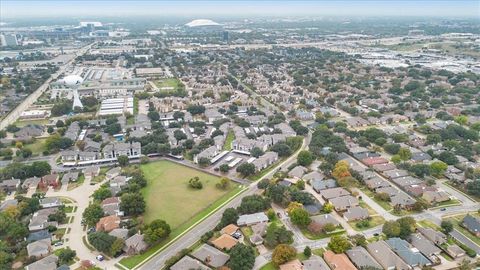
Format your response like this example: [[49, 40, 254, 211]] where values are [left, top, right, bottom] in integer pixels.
[[450, 229, 480, 254]]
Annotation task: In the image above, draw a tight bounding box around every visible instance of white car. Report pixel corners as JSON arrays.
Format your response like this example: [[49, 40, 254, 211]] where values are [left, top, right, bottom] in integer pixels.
[[96, 255, 104, 261]]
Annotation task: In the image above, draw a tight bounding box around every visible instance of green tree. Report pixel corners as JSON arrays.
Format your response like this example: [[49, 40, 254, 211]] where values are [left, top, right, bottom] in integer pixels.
[[272, 244, 297, 266], [441, 220, 453, 233], [216, 177, 230, 190], [58, 247, 76, 265], [297, 150, 314, 166], [323, 202, 334, 213], [236, 163, 256, 177], [289, 207, 311, 227], [228, 243, 255, 270], [88, 232, 116, 254], [144, 219, 171, 244], [382, 220, 401, 238], [398, 147, 412, 161], [303, 246, 312, 258], [110, 238, 125, 256], [350, 234, 367, 247], [237, 195, 270, 214], [82, 203, 104, 227], [430, 161, 448, 176], [264, 223, 294, 248], [92, 187, 112, 201], [120, 192, 146, 216], [250, 147, 264, 158], [217, 208, 239, 229], [117, 155, 129, 167], [328, 235, 352, 254]]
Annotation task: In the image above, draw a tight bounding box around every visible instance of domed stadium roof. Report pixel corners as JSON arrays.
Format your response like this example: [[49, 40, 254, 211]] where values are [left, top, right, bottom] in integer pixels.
[[185, 19, 221, 27]]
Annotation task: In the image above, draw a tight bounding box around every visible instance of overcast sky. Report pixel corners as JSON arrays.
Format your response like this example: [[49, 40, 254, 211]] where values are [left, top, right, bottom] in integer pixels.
[[1, 0, 479, 19]]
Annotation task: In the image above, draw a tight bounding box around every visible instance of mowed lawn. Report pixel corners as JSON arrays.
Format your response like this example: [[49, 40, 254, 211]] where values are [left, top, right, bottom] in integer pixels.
[[141, 160, 235, 227]]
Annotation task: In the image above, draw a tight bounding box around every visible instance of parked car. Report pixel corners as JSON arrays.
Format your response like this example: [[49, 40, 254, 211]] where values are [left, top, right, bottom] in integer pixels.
[[96, 255, 104, 261]]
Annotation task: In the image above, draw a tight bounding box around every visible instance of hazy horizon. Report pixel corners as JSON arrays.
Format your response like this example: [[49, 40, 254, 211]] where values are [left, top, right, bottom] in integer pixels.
[[1, 0, 479, 20]]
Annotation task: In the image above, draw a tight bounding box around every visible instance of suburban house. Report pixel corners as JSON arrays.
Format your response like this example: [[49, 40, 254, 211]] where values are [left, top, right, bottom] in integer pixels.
[[29, 208, 59, 231], [27, 238, 51, 258], [25, 254, 58, 270], [343, 206, 369, 221], [0, 178, 20, 192], [170, 256, 210, 270], [220, 224, 239, 236], [83, 166, 100, 179], [191, 244, 230, 268], [418, 227, 447, 245], [279, 259, 304, 270], [106, 167, 122, 179], [26, 230, 51, 243], [61, 171, 79, 184], [237, 212, 269, 226], [96, 215, 121, 232], [288, 165, 307, 179], [422, 190, 450, 204], [123, 233, 148, 255], [109, 228, 129, 240], [385, 238, 431, 268], [323, 250, 357, 270], [367, 241, 411, 270], [409, 233, 441, 263], [101, 197, 123, 216], [302, 256, 331, 270], [310, 214, 340, 227], [446, 245, 466, 258], [0, 199, 17, 212], [39, 197, 62, 208], [462, 215, 480, 237], [319, 187, 350, 201], [41, 174, 59, 187], [329, 195, 359, 212], [211, 234, 238, 251], [346, 246, 382, 270], [250, 222, 267, 246], [22, 176, 41, 189], [390, 193, 416, 209], [311, 179, 337, 193]]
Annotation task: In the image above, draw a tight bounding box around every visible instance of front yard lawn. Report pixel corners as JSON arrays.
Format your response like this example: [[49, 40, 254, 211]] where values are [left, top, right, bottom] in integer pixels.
[[360, 188, 393, 211], [301, 227, 345, 240], [349, 215, 385, 231]]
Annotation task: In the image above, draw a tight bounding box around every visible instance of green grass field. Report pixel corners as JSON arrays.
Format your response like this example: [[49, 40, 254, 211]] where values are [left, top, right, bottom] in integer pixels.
[[119, 160, 244, 269], [223, 129, 235, 151], [141, 160, 238, 226], [25, 138, 47, 156], [154, 78, 184, 91]]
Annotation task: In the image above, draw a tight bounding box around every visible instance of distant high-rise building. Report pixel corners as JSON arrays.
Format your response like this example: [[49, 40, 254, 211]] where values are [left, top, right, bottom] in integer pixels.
[[223, 31, 229, 43], [0, 33, 18, 47]]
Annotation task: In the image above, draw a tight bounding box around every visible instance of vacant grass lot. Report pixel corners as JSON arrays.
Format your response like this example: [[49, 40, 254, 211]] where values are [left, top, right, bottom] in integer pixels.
[[25, 138, 47, 156], [120, 160, 244, 268], [141, 160, 237, 226], [154, 78, 184, 91]]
